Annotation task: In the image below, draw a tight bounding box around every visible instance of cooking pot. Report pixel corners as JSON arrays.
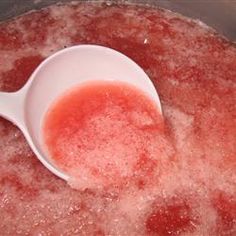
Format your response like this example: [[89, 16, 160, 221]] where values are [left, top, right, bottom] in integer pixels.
[[0, 1, 235, 235], [0, 0, 236, 41]]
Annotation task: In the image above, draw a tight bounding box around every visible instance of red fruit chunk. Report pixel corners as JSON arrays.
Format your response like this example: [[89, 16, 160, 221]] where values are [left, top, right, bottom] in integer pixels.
[[1, 55, 44, 91], [212, 191, 236, 235], [146, 200, 196, 235], [1, 173, 39, 201], [0, 27, 23, 50]]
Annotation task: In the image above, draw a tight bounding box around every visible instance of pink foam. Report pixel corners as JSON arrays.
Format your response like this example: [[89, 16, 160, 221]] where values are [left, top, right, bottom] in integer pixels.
[[0, 2, 235, 235]]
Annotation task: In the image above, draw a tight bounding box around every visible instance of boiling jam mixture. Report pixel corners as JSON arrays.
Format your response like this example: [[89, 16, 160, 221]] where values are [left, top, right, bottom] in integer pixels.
[[43, 81, 162, 189], [0, 2, 235, 235]]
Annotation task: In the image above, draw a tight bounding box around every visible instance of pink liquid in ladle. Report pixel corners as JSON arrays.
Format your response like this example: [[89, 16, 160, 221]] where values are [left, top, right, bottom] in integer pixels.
[[43, 81, 163, 188]]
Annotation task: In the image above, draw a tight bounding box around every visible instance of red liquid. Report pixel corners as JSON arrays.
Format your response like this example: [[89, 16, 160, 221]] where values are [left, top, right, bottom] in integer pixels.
[[43, 81, 162, 188], [0, 2, 235, 235]]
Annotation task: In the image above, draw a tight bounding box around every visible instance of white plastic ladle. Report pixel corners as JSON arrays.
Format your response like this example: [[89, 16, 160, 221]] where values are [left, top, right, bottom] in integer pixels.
[[0, 45, 162, 181]]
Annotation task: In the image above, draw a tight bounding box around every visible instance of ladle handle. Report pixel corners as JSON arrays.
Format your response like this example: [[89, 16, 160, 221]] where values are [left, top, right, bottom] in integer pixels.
[[0, 91, 25, 127]]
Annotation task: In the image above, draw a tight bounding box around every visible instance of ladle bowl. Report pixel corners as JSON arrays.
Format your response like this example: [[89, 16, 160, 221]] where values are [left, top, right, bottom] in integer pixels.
[[0, 44, 162, 181]]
